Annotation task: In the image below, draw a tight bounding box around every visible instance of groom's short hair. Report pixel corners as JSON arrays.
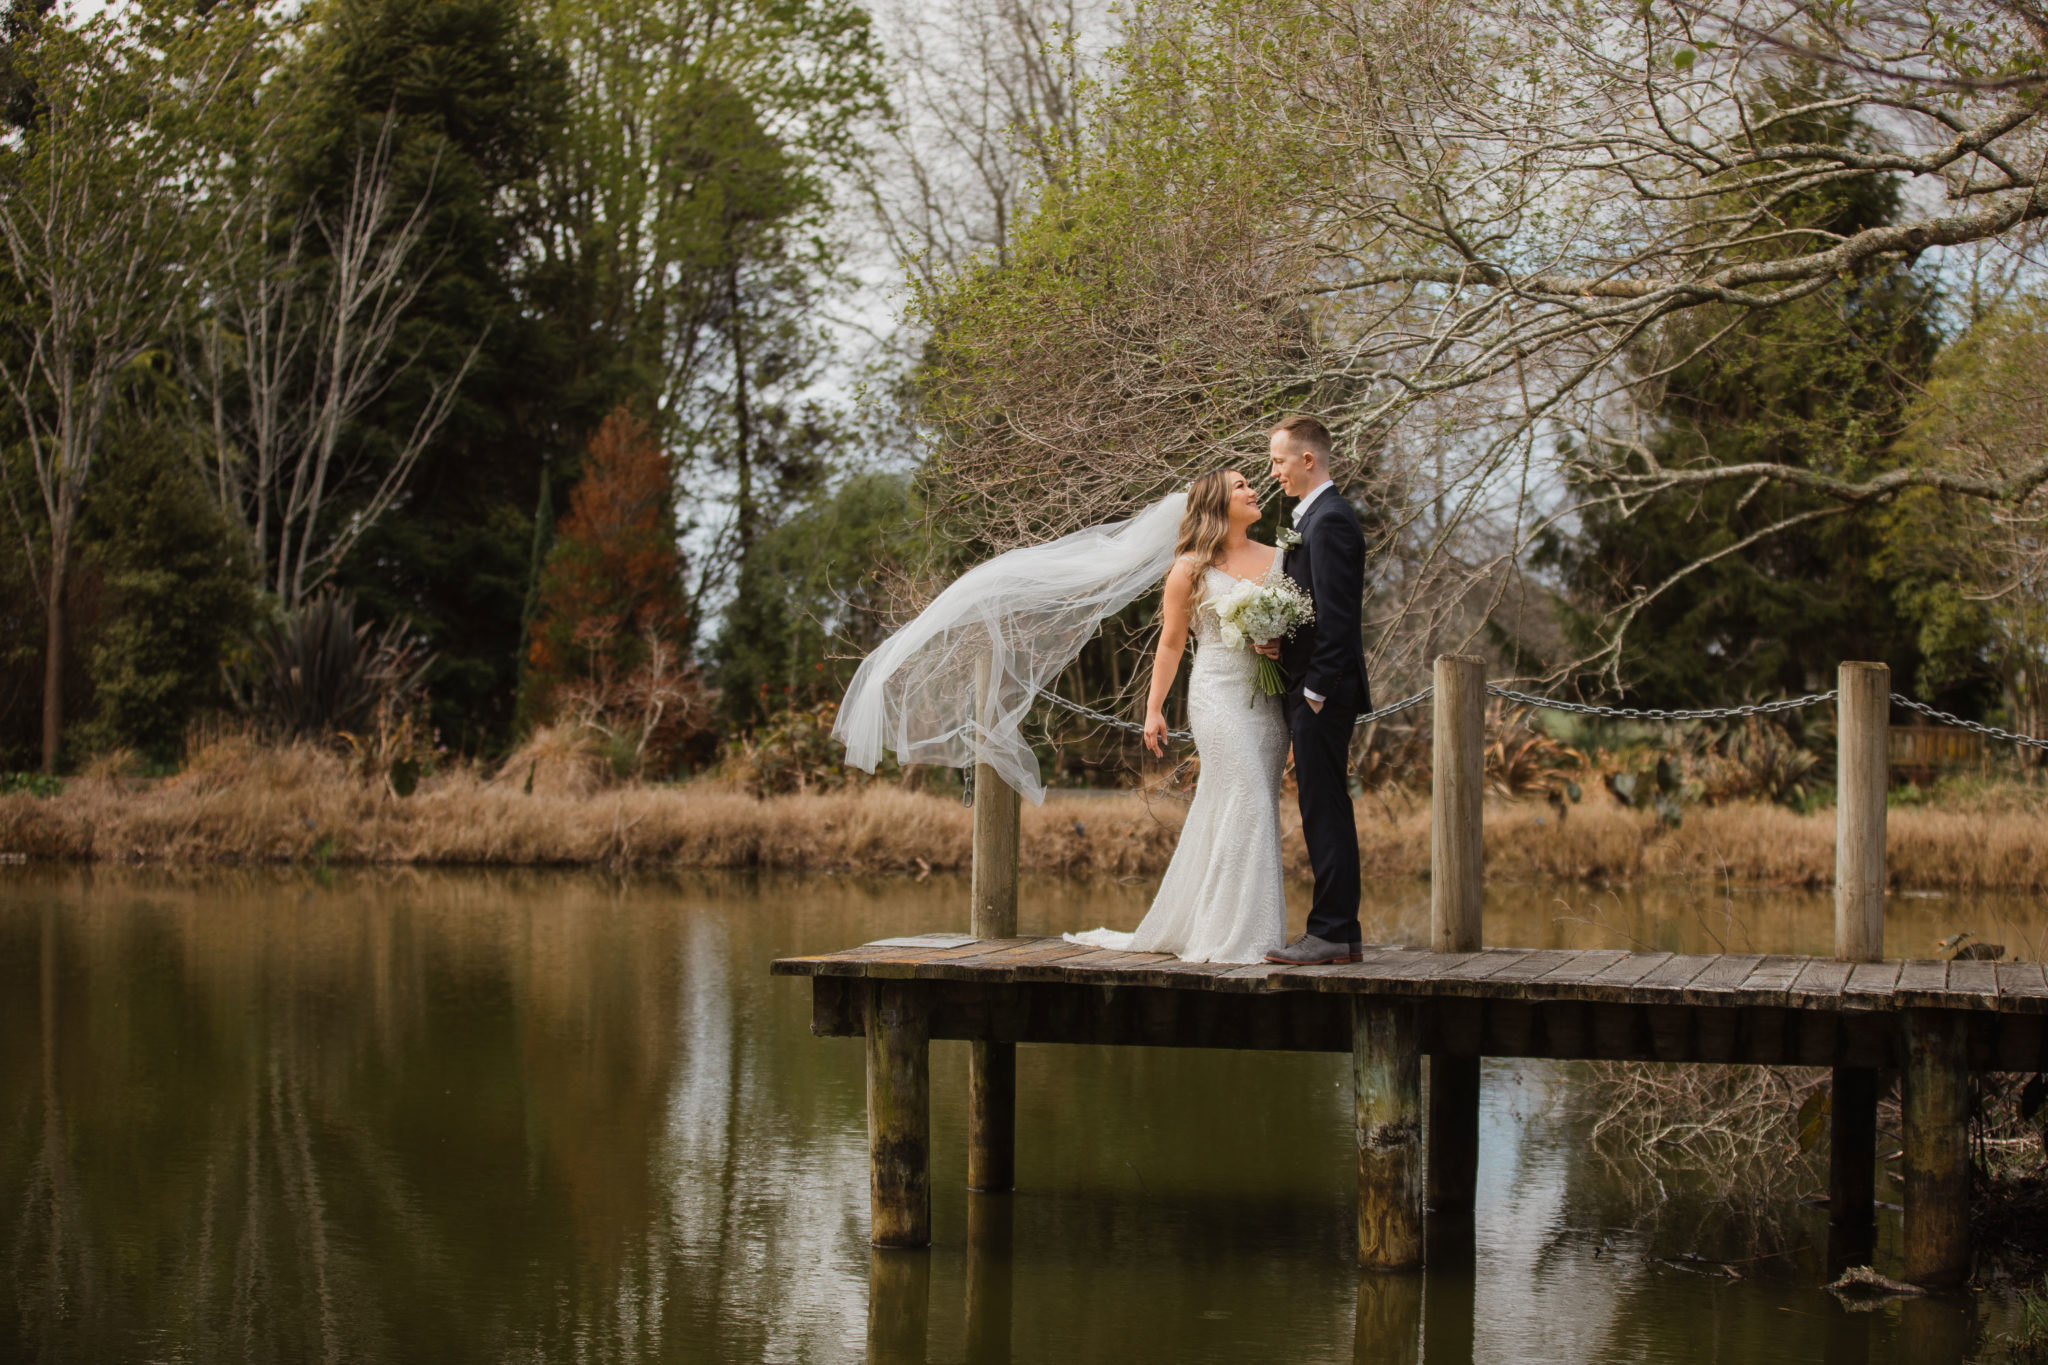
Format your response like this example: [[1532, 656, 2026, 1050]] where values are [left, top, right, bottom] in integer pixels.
[[1271, 414, 1333, 462]]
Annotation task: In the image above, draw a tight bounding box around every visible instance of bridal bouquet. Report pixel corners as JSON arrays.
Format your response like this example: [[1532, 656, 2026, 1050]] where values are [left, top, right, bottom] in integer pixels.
[[1209, 576, 1315, 699]]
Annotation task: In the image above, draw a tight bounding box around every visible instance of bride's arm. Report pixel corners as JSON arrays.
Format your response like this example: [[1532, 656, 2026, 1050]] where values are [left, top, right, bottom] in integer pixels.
[[1142, 560, 1197, 756]]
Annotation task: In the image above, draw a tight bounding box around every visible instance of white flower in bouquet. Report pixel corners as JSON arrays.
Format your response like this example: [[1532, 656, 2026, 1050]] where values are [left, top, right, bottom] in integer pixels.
[[1208, 576, 1315, 699]]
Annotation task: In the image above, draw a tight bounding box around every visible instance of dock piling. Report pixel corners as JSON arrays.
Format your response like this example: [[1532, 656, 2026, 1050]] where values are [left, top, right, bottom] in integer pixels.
[[1354, 999, 1425, 1269], [1428, 656, 1485, 1216], [968, 655, 1021, 1193], [1830, 661, 1889, 1271], [1903, 1009, 1971, 1288], [866, 980, 931, 1246], [1828, 1065, 1879, 1272]]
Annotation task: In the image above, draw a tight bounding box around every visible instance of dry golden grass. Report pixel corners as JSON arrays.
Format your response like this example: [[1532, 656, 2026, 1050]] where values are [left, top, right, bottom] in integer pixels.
[[2, 741, 2044, 887]]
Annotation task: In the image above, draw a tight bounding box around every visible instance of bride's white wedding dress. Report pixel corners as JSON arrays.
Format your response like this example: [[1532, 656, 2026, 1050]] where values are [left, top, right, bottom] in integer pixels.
[[1064, 563, 1290, 963]]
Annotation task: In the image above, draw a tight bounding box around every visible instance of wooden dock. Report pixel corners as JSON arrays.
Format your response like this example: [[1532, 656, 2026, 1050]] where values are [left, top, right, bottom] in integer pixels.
[[775, 935, 2036, 1286], [778, 657, 2023, 1291]]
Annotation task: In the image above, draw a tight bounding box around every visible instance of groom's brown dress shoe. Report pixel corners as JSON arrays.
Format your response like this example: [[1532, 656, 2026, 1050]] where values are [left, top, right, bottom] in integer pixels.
[[1265, 933, 1362, 965]]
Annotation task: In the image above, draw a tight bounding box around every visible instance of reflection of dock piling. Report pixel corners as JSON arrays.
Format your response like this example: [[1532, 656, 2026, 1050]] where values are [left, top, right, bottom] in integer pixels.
[[791, 657, 2003, 1291]]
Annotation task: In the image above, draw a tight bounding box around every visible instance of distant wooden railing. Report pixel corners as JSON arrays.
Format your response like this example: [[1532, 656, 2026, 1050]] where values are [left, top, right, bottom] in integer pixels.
[[1891, 723, 1985, 770]]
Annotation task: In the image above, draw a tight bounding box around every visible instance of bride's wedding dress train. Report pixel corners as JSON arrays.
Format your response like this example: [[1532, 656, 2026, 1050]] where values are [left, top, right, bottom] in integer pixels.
[[1065, 565, 1290, 964]]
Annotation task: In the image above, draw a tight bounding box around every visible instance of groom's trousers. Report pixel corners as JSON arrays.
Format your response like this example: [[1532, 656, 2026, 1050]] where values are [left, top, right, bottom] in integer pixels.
[[1287, 697, 1361, 946]]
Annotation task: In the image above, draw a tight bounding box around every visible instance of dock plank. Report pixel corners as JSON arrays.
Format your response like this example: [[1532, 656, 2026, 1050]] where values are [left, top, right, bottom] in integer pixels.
[[1785, 958, 1854, 1007], [1491, 949, 1587, 985], [868, 938, 1032, 979], [1586, 951, 1675, 996], [1997, 962, 2048, 1014], [1433, 949, 1540, 997], [1289, 947, 1438, 992], [1675, 954, 1765, 1007], [920, 939, 1101, 981], [1843, 960, 1903, 1008], [1525, 950, 1631, 1001], [1945, 959, 2001, 1009], [1629, 954, 1717, 1003], [1894, 959, 1951, 1007], [949, 939, 1102, 980], [1735, 955, 1808, 1007], [812, 940, 976, 978]]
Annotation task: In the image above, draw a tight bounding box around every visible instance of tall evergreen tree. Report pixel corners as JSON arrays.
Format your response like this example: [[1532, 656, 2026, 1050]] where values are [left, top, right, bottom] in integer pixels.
[[1537, 80, 1992, 711], [298, 0, 576, 751]]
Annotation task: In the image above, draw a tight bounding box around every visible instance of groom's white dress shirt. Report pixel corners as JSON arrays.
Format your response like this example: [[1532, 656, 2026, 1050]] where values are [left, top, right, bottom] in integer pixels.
[[1290, 479, 1335, 705]]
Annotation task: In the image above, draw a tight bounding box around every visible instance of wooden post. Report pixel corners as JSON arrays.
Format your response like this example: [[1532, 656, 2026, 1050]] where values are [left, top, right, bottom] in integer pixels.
[[866, 980, 930, 1246], [969, 655, 1020, 1193], [1429, 655, 1484, 1216], [1902, 1009, 1970, 1288], [1836, 661, 1889, 961], [1354, 999, 1424, 1269], [1431, 655, 1485, 955], [968, 1040, 1015, 1193], [1831, 661, 1888, 1271]]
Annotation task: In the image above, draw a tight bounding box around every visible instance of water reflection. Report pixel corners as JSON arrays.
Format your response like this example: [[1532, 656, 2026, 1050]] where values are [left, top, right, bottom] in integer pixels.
[[0, 867, 2032, 1363], [868, 1249, 930, 1365], [1351, 1272, 1423, 1365], [965, 1195, 1013, 1364]]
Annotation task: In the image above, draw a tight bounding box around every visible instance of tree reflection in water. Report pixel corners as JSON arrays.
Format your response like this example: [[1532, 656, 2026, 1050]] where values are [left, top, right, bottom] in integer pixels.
[[0, 868, 889, 1363], [1, 868, 2029, 1364]]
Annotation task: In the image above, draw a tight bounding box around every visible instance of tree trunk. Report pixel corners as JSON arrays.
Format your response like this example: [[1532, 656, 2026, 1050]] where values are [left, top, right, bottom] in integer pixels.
[[728, 266, 755, 557], [40, 548, 65, 775]]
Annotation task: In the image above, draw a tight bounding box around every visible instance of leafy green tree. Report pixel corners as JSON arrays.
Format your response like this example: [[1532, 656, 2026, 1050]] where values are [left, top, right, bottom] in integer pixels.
[[1878, 297, 2048, 739], [527, 0, 885, 681], [0, 0, 251, 770], [711, 468, 913, 729], [70, 406, 254, 763]]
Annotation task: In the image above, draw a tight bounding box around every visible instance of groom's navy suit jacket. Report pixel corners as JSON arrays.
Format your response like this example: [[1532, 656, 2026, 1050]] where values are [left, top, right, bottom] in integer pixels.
[[1278, 487, 1371, 713]]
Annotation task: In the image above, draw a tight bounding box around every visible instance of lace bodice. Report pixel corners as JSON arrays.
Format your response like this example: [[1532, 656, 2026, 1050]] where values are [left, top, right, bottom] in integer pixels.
[[1190, 561, 1282, 667]]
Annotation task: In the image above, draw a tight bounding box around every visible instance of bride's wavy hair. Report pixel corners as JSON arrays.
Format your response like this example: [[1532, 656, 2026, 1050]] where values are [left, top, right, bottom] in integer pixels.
[[1173, 470, 1236, 608]]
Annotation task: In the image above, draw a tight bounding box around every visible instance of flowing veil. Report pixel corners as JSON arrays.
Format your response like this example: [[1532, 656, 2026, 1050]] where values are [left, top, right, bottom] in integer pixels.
[[833, 494, 1188, 804]]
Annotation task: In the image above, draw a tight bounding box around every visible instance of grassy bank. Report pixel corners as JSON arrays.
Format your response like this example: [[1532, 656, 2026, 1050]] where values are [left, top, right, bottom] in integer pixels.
[[3, 738, 2045, 889]]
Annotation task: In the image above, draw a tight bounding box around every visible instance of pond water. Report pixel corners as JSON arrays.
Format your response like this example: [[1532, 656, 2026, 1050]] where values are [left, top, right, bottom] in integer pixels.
[[1, 866, 2039, 1363]]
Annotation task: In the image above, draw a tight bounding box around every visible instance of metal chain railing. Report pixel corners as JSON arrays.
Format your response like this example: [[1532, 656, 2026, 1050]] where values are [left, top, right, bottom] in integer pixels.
[[1890, 693, 2048, 753], [1037, 682, 2048, 751], [1041, 686, 1436, 742], [1483, 686, 1838, 723]]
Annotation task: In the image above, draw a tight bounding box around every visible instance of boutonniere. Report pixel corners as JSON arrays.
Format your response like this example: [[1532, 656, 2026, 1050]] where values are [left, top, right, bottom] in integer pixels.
[[1275, 526, 1302, 551]]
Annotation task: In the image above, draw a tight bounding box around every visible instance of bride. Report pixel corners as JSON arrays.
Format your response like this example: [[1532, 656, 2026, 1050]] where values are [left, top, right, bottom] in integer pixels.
[[1064, 470, 1288, 962], [831, 468, 1290, 965]]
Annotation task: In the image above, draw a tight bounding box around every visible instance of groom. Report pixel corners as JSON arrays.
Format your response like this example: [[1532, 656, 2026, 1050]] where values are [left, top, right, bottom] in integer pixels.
[[1260, 415, 1370, 965]]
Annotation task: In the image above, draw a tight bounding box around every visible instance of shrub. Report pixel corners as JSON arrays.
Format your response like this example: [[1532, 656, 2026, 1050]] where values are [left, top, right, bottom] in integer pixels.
[[724, 701, 892, 797], [227, 591, 433, 740]]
